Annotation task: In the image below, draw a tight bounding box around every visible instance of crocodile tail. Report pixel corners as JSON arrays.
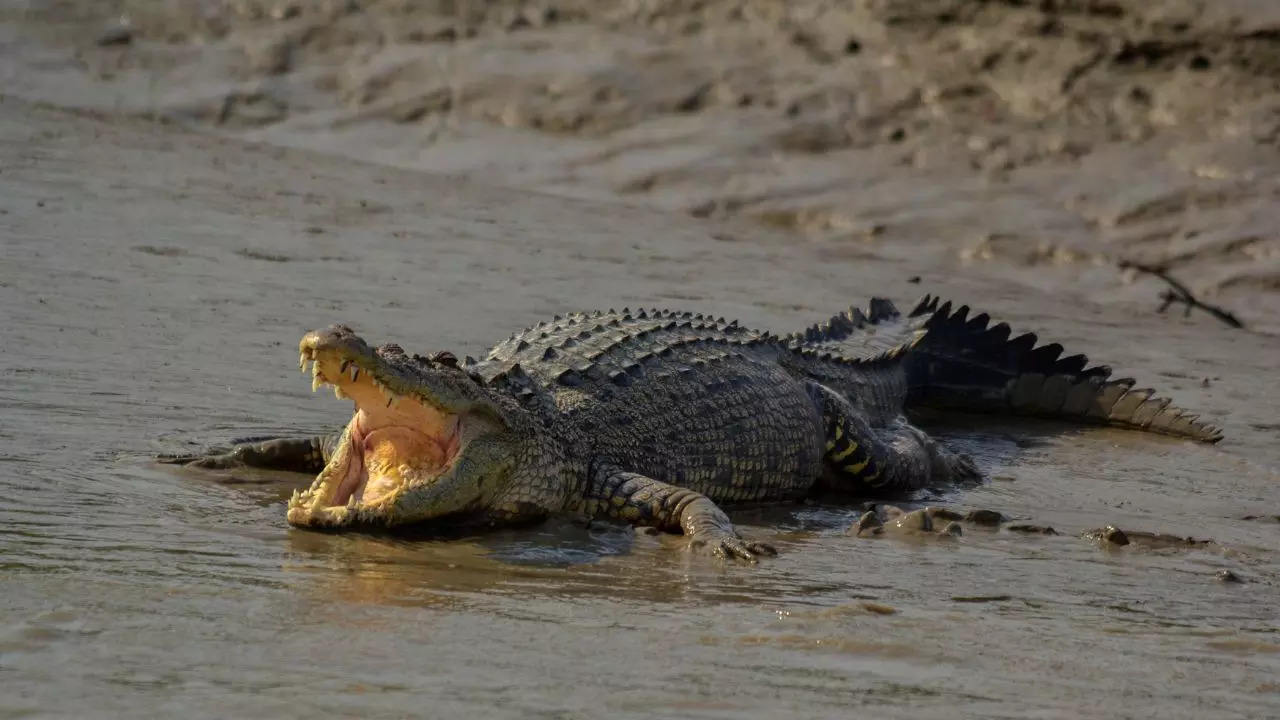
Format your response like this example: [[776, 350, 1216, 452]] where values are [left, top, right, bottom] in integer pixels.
[[903, 295, 1224, 443]]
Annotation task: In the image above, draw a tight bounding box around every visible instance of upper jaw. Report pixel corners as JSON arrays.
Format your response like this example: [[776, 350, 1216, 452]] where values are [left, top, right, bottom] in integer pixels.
[[295, 325, 508, 425]]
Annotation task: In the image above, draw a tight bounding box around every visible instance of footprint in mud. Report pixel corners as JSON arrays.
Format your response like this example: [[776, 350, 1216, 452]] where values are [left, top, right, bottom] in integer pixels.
[[850, 504, 1063, 540], [1081, 525, 1217, 550], [851, 505, 992, 539], [849, 508, 1246, 583], [1080, 525, 1250, 582], [850, 507, 952, 538], [852, 506, 1231, 562]]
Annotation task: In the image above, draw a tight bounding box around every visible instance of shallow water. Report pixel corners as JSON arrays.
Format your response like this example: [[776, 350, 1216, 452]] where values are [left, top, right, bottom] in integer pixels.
[[3, 99, 1280, 720]]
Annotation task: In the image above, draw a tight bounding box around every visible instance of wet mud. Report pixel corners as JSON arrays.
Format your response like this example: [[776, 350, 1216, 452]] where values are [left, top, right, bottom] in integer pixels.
[[2, 1, 1280, 718], [6, 0, 1280, 330]]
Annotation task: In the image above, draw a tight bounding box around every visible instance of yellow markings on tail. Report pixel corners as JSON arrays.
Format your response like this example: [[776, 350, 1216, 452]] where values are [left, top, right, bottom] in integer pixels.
[[830, 441, 858, 462], [825, 414, 884, 484], [843, 457, 871, 475]]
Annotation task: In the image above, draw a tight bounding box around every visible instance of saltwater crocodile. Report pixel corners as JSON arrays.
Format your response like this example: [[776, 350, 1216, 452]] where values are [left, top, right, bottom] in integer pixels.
[[161, 296, 1222, 560]]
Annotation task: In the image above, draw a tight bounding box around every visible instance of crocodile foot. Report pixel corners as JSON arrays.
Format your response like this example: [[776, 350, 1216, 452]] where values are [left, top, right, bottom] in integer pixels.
[[688, 529, 777, 562], [156, 436, 330, 474]]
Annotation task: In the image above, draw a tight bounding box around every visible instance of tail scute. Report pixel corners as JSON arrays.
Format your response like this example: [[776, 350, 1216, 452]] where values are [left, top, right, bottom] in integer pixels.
[[868, 297, 901, 323], [784, 297, 920, 363], [906, 295, 1224, 443]]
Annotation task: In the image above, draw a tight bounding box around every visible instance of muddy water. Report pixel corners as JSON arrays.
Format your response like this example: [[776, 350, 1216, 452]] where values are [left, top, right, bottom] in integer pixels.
[[2, 98, 1279, 719]]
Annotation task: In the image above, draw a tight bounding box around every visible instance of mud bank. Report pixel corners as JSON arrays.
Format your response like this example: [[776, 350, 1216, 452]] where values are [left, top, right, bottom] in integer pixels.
[[3, 0, 1280, 329]]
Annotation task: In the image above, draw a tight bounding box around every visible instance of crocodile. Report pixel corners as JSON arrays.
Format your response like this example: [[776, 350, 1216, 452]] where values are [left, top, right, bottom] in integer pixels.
[[161, 295, 1223, 561]]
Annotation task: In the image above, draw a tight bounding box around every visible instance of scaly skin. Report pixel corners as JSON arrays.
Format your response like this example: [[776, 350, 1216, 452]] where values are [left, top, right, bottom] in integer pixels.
[[160, 296, 1223, 562]]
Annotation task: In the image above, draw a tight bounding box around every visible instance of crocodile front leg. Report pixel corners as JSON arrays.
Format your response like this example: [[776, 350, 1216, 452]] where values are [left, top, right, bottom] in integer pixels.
[[583, 464, 777, 562], [157, 434, 339, 473]]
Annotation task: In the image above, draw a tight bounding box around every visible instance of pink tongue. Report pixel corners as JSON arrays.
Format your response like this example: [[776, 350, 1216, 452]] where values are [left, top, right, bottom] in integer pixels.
[[331, 423, 366, 507]]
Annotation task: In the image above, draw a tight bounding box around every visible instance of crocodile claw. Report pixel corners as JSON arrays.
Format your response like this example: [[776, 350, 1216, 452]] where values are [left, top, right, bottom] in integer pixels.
[[689, 530, 778, 563]]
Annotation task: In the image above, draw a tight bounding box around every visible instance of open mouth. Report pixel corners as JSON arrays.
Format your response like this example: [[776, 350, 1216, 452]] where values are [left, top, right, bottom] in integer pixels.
[[286, 335, 464, 527]]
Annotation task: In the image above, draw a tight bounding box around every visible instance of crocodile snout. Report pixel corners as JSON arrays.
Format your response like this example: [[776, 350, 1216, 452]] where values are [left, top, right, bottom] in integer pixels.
[[299, 325, 373, 364]]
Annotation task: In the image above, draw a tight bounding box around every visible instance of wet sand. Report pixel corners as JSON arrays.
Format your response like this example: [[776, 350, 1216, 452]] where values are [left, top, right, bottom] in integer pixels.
[[6, 0, 1280, 330], [3, 1, 1280, 718]]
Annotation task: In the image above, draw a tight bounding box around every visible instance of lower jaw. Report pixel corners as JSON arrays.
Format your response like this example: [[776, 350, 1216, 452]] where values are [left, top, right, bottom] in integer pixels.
[[286, 499, 356, 528], [284, 459, 371, 527], [289, 444, 460, 528]]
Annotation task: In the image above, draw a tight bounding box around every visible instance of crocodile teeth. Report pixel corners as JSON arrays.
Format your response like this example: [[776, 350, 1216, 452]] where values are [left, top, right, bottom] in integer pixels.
[[346, 494, 359, 510], [386, 394, 398, 409], [334, 385, 347, 400], [311, 361, 324, 392], [340, 360, 350, 374], [350, 366, 360, 382]]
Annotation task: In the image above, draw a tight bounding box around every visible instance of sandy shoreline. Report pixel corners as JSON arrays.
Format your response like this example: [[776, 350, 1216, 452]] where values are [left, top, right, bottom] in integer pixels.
[[4, 0, 1280, 331]]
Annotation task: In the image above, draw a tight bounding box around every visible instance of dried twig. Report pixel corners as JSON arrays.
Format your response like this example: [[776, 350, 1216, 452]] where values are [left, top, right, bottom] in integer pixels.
[[1118, 260, 1244, 329]]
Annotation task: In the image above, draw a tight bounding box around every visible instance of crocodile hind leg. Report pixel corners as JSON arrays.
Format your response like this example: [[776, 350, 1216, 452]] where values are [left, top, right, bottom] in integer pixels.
[[157, 434, 339, 473], [583, 464, 777, 562], [811, 383, 980, 494]]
